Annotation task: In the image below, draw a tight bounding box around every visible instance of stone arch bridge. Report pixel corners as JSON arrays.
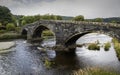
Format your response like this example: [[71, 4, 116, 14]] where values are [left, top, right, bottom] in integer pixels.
[[21, 20, 120, 51]]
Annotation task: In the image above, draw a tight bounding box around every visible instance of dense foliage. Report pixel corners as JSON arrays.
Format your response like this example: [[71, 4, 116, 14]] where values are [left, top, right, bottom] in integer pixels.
[[6, 23, 15, 31], [0, 6, 14, 26], [94, 18, 103, 22], [20, 14, 62, 26]]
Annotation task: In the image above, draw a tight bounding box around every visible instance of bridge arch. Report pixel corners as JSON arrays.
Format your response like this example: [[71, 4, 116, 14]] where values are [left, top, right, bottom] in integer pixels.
[[64, 30, 118, 47], [21, 28, 28, 36], [65, 32, 91, 46], [32, 25, 55, 39]]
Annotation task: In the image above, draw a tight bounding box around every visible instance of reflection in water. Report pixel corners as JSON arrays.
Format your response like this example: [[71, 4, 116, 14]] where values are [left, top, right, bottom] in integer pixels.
[[0, 33, 120, 75]]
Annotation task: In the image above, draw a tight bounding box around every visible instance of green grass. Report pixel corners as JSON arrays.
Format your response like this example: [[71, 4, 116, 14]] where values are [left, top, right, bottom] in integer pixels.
[[44, 58, 55, 69], [104, 42, 111, 51], [0, 32, 25, 40], [88, 43, 100, 50], [72, 67, 119, 75], [112, 38, 120, 60]]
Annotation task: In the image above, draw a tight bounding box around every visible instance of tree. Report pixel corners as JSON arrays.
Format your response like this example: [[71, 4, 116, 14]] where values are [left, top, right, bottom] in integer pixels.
[[73, 15, 84, 21], [42, 14, 51, 20], [6, 23, 15, 31], [94, 18, 103, 22], [21, 16, 35, 24], [0, 6, 14, 25], [21, 20, 26, 26], [56, 15, 62, 20]]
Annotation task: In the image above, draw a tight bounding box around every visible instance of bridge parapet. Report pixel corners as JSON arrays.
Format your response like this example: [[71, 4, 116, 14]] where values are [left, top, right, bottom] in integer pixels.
[[35, 20, 120, 27], [22, 20, 120, 30]]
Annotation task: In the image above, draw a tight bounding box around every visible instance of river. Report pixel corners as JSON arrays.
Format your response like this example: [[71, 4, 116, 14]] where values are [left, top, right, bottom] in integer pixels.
[[0, 33, 120, 75]]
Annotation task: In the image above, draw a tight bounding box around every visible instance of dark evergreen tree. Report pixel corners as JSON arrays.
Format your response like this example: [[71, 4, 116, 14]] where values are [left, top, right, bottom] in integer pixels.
[[0, 6, 14, 25]]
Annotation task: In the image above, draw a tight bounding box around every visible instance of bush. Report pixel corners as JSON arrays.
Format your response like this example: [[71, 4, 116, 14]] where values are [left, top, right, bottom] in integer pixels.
[[104, 42, 111, 51], [94, 18, 103, 22], [6, 23, 15, 31], [73, 15, 84, 21], [42, 30, 54, 36], [88, 43, 100, 50]]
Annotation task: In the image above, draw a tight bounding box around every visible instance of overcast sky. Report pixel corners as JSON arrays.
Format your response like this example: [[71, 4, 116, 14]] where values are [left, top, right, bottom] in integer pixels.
[[0, 0, 120, 19]]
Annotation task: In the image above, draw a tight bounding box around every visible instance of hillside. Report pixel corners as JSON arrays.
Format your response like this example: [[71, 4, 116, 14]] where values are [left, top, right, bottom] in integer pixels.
[[61, 16, 73, 20], [103, 17, 120, 23]]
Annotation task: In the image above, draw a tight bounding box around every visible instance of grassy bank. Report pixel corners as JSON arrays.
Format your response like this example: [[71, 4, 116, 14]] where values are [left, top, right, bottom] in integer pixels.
[[0, 32, 26, 41], [112, 38, 120, 60], [0, 30, 54, 41], [72, 67, 119, 75]]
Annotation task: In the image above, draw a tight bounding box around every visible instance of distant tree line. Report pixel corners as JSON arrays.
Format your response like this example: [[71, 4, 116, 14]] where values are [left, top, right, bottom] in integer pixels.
[[20, 14, 62, 26]]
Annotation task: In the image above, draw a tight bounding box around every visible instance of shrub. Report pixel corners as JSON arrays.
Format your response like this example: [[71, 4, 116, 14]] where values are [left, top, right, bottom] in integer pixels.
[[104, 42, 111, 51], [88, 43, 100, 50], [94, 18, 103, 22], [73, 15, 84, 21], [6, 23, 15, 31], [42, 30, 54, 36]]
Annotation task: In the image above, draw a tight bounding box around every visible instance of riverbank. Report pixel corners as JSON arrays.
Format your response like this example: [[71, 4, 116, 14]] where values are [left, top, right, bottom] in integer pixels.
[[112, 38, 120, 60], [72, 67, 119, 75], [0, 32, 25, 41], [0, 41, 16, 53]]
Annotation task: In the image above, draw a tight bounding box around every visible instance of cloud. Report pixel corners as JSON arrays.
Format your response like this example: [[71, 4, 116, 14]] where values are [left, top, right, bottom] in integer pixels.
[[0, 0, 120, 18]]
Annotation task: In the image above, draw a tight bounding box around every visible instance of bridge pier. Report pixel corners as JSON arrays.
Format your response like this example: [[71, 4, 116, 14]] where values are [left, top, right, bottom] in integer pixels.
[[27, 34, 33, 43], [53, 44, 76, 55]]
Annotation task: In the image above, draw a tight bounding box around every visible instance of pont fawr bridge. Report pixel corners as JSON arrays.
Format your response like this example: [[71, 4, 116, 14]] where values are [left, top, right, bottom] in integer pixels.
[[21, 20, 120, 52]]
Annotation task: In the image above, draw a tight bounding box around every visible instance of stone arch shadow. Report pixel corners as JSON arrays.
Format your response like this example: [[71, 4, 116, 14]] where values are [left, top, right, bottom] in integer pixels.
[[21, 28, 28, 39], [64, 30, 116, 47], [64, 32, 91, 47], [32, 25, 56, 42]]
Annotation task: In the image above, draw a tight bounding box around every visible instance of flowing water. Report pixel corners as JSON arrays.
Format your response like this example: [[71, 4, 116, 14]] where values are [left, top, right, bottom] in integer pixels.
[[0, 33, 120, 75]]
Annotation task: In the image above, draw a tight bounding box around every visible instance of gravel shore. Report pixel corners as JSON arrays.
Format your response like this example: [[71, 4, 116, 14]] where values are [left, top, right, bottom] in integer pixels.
[[0, 42, 15, 50]]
